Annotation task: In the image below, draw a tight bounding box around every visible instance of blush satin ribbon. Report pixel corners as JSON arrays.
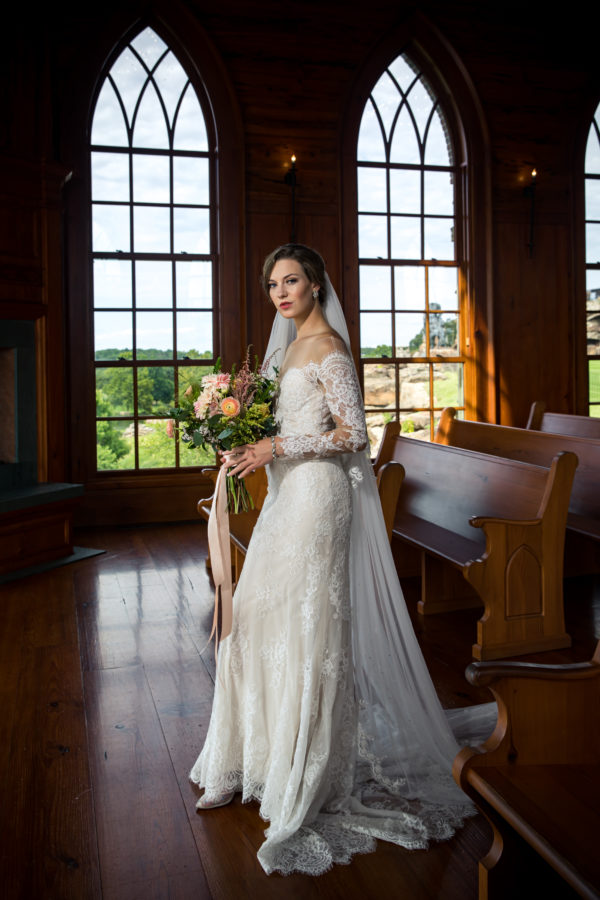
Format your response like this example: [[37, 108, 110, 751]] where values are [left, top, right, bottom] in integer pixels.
[[206, 465, 233, 656]]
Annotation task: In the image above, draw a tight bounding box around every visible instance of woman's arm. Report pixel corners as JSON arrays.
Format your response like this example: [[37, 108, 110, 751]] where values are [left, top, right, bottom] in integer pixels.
[[277, 349, 367, 459], [223, 343, 367, 479]]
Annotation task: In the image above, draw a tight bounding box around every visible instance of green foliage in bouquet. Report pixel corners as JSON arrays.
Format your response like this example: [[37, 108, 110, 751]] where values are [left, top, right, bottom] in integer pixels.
[[168, 349, 279, 512]]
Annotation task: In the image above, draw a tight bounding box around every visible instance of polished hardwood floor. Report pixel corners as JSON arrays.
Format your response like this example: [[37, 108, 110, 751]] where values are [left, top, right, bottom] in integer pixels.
[[1, 521, 598, 899]]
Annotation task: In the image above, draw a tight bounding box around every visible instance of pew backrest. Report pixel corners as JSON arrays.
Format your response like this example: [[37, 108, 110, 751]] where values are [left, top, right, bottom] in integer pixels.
[[436, 407, 600, 530], [390, 435, 553, 544], [526, 400, 600, 440]]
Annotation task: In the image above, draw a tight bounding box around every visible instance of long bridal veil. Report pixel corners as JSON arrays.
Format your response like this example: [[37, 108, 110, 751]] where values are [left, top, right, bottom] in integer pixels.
[[262, 273, 496, 859]]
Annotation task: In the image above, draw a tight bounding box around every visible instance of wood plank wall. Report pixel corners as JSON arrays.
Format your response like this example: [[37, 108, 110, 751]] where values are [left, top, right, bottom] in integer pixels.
[[0, 0, 598, 522]]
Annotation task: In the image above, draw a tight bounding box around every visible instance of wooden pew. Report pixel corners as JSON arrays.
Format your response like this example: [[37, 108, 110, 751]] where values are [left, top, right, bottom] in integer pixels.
[[197, 456, 404, 587], [435, 407, 600, 573], [381, 434, 577, 660], [527, 400, 600, 440], [453, 643, 600, 899]]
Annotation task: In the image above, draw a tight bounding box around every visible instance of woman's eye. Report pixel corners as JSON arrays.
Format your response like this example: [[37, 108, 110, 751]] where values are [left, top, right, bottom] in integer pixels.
[[268, 282, 276, 289], [286, 278, 297, 284]]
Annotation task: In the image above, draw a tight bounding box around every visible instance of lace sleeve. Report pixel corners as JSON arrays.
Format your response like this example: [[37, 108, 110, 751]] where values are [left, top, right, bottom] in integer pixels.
[[278, 351, 368, 459]]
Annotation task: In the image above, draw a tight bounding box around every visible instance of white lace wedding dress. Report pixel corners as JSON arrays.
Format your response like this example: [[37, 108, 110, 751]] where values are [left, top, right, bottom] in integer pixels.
[[190, 334, 494, 876]]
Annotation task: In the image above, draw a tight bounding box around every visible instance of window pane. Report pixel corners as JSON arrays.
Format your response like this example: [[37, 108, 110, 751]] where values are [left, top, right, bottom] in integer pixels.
[[91, 81, 128, 146], [94, 259, 132, 308], [588, 311, 600, 356], [130, 27, 168, 68], [390, 104, 420, 164], [133, 154, 170, 202], [590, 360, 600, 403], [365, 411, 393, 458], [173, 85, 209, 151], [371, 71, 400, 141], [139, 419, 176, 468], [357, 100, 386, 162], [399, 363, 430, 407], [424, 171, 454, 216], [177, 311, 213, 358], [388, 56, 417, 93], [96, 418, 135, 470], [153, 51, 188, 126], [136, 261, 173, 308], [179, 443, 215, 467], [585, 119, 600, 174], [176, 364, 214, 399], [364, 362, 395, 407], [396, 313, 426, 355], [359, 215, 387, 258], [586, 224, 600, 264], [395, 266, 425, 310], [424, 217, 454, 260], [132, 83, 169, 149], [424, 107, 452, 166], [360, 312, 392, 357], [433, 362, 463, 407], [96, 367, 134, 416], [137, 366, 174, 415], [176, 261, 213, 308], [134, 206, 171, 252], [92, 152, 129, 201], [586, 178, 600, 221], [429, 312, 459, 354], [110, 48, 148, 128], [136, 311, 173, 357], [429, 267, 458, 310], [399, 411, 430, 439], [389, 169, 420, 214], [587, 272, 600, 307], [405, 78, 434, 143], [358, 167, 387, 213], [92, 204, 130, 252], [390, 216, 420, 259], [174, 207, 210, 253], [359, 265, 391, 310], [173, 157, 209, 205], [95, 312, 132, 358]]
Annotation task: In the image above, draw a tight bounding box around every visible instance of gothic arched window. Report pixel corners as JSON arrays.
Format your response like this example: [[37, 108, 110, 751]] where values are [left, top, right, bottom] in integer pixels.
[[356, 53, 463, 447], [585, 102, 600, 416], [90, 25, 216, 471]]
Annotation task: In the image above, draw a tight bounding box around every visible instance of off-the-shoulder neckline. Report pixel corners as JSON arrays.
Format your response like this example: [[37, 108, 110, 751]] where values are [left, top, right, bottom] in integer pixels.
[[278, 347, 353, 381]]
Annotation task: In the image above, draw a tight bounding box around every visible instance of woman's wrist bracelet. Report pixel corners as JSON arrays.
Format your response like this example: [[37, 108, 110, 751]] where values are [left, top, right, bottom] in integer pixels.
[[270, 436, 277, 460]]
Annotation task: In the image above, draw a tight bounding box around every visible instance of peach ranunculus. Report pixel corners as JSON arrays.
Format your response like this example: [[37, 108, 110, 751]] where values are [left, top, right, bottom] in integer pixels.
[[165, 419, 175, 438], [220, 396, 241, 417]]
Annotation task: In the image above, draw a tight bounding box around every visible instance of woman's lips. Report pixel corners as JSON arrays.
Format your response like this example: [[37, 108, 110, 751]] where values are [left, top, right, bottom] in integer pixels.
[[279, 302, 292, 309]]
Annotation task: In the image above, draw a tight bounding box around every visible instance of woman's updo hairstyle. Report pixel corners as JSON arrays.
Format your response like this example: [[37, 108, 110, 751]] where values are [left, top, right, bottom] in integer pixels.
[[261, 243, 327, 304]]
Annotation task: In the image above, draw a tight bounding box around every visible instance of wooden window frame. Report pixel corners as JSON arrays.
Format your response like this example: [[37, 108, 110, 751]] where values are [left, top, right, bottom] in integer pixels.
[[341, 14, 494, 428], [62, 10, 244, 523]]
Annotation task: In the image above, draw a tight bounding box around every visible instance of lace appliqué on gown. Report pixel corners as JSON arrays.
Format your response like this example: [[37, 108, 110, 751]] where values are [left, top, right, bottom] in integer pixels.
[[190, 346, 481, 877]]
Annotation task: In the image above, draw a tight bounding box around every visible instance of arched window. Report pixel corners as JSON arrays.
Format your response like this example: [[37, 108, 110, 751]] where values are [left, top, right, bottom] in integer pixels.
[[356, 52, 464, 448], [585, 102, 600, 417], [90, 25, 216, 471]]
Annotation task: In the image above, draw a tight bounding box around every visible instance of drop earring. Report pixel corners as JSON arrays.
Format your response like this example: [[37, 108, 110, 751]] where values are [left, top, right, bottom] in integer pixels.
[[312, 289, 319, 300]]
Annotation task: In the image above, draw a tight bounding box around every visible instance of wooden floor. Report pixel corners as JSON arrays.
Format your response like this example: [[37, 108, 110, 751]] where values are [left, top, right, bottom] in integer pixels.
[[1, 522, 598, 899]]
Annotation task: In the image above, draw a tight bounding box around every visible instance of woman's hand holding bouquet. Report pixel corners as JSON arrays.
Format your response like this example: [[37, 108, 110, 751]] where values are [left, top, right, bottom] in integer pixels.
[[169, 349, 278, 512]]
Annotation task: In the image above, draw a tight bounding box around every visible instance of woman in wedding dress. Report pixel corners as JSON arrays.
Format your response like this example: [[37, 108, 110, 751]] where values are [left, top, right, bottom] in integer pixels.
[[189, 244, 494, 876]]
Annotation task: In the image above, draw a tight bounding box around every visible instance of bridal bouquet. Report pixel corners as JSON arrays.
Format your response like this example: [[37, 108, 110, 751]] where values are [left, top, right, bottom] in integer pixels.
[[168, 349, 278, 512]]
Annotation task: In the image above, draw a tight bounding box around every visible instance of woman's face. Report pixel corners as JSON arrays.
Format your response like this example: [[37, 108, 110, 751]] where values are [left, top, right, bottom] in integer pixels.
[[267, 259, 319, 320]]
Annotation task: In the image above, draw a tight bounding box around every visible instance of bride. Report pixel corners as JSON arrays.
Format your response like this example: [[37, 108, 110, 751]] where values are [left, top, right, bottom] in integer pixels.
[[189, 243, 494, 876]]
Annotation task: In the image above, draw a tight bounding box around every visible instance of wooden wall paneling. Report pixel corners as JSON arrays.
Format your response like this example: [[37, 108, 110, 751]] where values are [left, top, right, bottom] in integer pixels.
[[495, 222, 571, 427]]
